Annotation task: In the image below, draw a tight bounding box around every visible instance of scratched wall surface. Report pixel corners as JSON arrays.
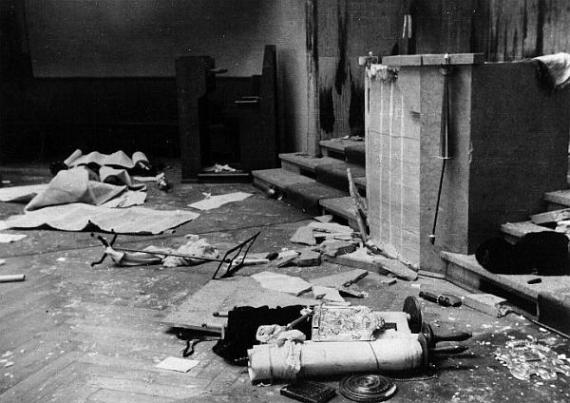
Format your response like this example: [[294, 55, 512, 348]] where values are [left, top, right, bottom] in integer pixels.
[[477, 0, 570, 60], [316, 0, 402, 141], [366, 69, 421, 265]]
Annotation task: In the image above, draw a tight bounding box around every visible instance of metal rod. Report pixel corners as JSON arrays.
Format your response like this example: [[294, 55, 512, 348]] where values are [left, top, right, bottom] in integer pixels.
[[429, 158, 447, 245]]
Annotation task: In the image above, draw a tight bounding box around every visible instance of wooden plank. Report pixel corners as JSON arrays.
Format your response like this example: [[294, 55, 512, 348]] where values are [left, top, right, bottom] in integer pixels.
[[531, 208, 570, 225], [544, 189, 570, 207], [500, 221, 554, 239], [382, 53, 484, 67], [306, 0, 320, 156], [329, 248, 418, 281], [162, 277, 318, 332], [420, 53, 484, 65], [381, 55, 423, 66]]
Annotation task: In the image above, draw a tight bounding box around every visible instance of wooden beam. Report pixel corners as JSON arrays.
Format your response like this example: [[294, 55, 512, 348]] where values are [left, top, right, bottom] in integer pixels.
[[305, 0, 320, 156]]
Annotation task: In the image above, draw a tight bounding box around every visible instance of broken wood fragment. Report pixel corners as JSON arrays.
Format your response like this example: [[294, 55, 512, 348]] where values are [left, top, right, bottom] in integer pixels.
[[290, 226, 317, 246], [347, 168, 368, 242], [307, 221, 354, 235], [531, 208, 570, 225], [0, 274, 25, 283], [319, 239, 358, 257], [330, 248, 418, 281], [293, 250, 322, 267], [314, 215, 334, 223], [462, 293, 507, 318]]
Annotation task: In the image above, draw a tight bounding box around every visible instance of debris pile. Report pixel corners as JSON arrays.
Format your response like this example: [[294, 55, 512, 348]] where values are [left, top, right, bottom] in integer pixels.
[[494, 338, 570, 381]]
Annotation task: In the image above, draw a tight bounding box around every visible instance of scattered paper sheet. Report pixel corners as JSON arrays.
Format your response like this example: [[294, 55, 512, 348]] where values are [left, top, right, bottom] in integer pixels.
[[0, 184, 49, 203], [252, 271, 313, 296], [0, 233, 26, 243], [1, 203, 199, 234], [188, 192, 252, 211], [155, 357, 200, 373]]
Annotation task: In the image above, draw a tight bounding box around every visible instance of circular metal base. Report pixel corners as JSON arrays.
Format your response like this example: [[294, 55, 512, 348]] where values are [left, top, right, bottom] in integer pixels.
[[339, 374, 397, 402], [403, 296, 423, 333]]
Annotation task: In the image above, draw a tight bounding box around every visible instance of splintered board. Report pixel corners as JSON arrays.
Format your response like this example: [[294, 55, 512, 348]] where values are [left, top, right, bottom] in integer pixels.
[[162, 276, 319, 333]]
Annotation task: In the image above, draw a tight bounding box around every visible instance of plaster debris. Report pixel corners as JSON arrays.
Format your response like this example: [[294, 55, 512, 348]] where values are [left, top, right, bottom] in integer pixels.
[[494, 339, 570, 381]]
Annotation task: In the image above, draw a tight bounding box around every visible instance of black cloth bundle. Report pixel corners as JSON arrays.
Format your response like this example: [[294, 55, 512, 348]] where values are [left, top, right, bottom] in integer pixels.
[[212, 305, 312, 366], [475, 231, 570, 275]]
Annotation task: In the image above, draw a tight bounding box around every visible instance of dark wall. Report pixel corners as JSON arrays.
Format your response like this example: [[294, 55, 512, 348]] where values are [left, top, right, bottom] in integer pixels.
[[1, 1, 308, 161], [474, 0, 570, 62], [25, 0, 277, 78]]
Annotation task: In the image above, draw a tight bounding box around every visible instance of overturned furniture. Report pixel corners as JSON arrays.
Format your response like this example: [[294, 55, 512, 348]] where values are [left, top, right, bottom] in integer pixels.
[[176, 45, 278, 182], [365, 53, 570, 272]]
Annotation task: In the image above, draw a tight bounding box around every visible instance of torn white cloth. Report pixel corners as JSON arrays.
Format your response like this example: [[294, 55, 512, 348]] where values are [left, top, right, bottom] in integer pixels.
[[25, 167, 147, 211], [1, 203, 199, 234], [104, 246, 163, 267], [188, 192, 252, 211], [534, 52, 570, 89], [25, 168, 126, 211], [64, 149, 149, 170]]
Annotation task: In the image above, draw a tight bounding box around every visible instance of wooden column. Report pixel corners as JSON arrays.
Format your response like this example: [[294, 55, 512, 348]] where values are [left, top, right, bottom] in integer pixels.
[[305, 0, 320, 156], [176, 56, 214, 182]]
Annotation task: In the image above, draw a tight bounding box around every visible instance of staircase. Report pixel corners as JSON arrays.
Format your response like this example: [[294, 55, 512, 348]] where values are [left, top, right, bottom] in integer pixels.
[[441, 186, 570, 332], [252, 138, 365, 228]]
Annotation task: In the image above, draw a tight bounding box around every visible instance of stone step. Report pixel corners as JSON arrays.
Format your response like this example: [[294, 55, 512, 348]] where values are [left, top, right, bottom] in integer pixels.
[[279, 153, 366, 194], [345, 143, 366, 166], [442, 251, 570, 334], [500, 221, 554, 243], [251, 168, 347, 216], [319, 197, 359, 230], [315, 161, 366, 193], [544, 189, 570, 210], [279, 153, 340, 176], [252, 167, 314, 192], [319, 139, 365, 166]]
